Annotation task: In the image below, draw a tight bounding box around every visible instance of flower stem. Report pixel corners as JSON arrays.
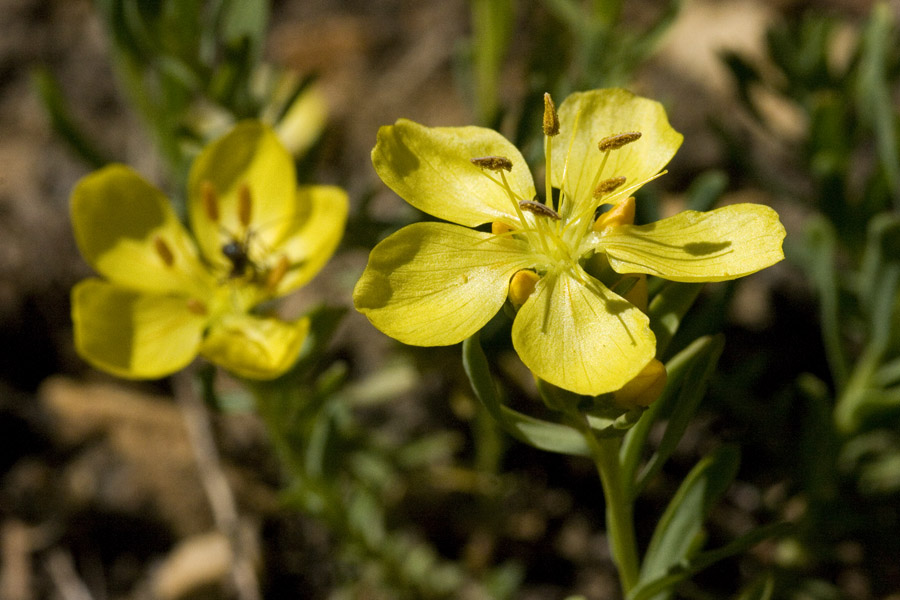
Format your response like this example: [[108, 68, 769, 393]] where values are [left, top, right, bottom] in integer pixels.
[[569, 411, 640, 594]]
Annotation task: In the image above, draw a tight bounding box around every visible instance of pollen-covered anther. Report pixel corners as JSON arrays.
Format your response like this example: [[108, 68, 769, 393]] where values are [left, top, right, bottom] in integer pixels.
[[593, 197, 636, 231], [508, 270, 540, 307], [237, 183, 253, 228], [186, 298, 208, 316], [519, 199, 560, 220], [471, 156, 513, 172], [265, 255, 290, 291], [153, 235, 175, 267], [543, 93, 559, 136], [597, 131, 642, 152], [593, 176, 627, 198], [201, 180, 220, 223], [614, 358, 667, 408], [492, 221, 514, 235]]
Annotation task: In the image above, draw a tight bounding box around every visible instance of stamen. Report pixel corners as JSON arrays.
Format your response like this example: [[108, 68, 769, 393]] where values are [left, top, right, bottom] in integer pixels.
[[201, 181, 219, 223], [519, 199, 561, 220], [542, 93, 559, 136], [471, 156, 513, 172], [597, 132, 642, 151], [153, 235, 175, 267], [186, 298, 208, 315], [266, 255, 290, 291], [237, 183, 253, 228], [593, 176, 627, 198]]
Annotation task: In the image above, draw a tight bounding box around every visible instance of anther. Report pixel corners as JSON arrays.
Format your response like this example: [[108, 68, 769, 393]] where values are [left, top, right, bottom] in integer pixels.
[[153, 235, 175, 267], [593, 176, 627, 198], [237, 183, 253, 228], [266, 255, 290, 291], [543, 93, 559, 136], [519, 199, 560, 220], [508, 270, 540, 307], [186, 298, 208, 316], [597, 132, 642, 152], [201, 181, 219, 223], [471, 156, 513, 172]]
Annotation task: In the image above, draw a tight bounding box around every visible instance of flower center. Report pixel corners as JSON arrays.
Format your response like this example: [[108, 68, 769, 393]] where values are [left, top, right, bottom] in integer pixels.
[[200, 180, 290, 297]]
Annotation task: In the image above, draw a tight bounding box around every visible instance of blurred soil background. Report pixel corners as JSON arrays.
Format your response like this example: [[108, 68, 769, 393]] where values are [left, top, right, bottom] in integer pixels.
[[0, 0, 896, 599]]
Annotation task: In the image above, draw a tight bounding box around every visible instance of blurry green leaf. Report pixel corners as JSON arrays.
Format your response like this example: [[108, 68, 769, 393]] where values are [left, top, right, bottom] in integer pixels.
[[31, 67, 111, 168], [462, 333, 591, 456], [835, 214, 900, 432], [804, 217, 848, 390], [685, 170, 729, 213], [859, 214, 900, 322], [876, 357, 900, 388], [856, 2, 900, 208], [630, 335, 724, 498], [348, 487, 386, 548], [735, 574, 776, 600], [638, 445, 741, 597], [470, 0, 514, 125], [721, 51, 763, 122], [219, 0, 268, 54], [796, 373, 839, 503]]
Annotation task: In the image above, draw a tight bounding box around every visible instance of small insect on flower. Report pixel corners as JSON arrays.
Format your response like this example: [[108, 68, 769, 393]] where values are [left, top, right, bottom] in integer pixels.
[[220, 231, 253, 278], [70, 120, 349, 380]]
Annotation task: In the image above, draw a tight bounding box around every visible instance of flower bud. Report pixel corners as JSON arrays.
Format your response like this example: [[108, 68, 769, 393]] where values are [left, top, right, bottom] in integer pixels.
[[593, 197, 635, 232], [508, 270, 540, 307], [614, 359, 667, 408]]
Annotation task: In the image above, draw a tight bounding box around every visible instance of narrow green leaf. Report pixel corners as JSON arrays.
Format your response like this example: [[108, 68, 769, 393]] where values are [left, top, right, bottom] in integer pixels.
[[685, 170, 729, 213], [632, 335, 725, 497], [620, 335, 719, 495], [638, 445, 741, 597], [462, 334, 591, 456], [856, 2, 900, 208], [628, 522, 792, 600], [804, 216, 848, 390], [647, 281, 704, 358], [31, 67, 110, 168], [735, 574, 776, 600]]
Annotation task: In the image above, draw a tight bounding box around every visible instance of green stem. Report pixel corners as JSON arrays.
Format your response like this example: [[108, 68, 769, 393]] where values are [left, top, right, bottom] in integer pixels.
[[570, 411, 640, 594]]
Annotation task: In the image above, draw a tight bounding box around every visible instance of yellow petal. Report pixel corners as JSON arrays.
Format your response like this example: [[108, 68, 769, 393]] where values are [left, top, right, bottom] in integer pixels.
[[372, 119, 536, 227], [353, 222, 533, 346], [71, 165, 210, 295], [200, 313, 310, 379], [71, 279, 206, 379], [551, 89, 682, 214], [188, 120, 297, 264], [270, 185, 349, 294], [599, 204, 786, 282], [511, 269, 656, 396]]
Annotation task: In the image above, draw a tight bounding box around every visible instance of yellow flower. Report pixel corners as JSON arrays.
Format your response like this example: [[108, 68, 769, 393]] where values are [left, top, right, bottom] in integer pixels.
[[71, 121, 347, 379], [354, 88, 785, 395]]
